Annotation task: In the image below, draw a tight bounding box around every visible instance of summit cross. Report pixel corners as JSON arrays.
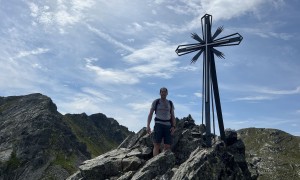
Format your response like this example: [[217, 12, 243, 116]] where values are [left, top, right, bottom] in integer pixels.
[[175, 14, 243, 146]]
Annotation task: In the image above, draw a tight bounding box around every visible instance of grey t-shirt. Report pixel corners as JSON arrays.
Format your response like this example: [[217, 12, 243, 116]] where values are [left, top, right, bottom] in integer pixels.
[[151, 99, 174, 125]]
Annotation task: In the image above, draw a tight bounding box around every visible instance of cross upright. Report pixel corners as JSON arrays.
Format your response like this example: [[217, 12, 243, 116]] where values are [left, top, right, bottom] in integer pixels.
[[175, 14, 243, 146]]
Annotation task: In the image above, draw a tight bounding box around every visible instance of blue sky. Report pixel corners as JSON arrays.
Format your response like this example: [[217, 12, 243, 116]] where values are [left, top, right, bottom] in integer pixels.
[[1, 0, 300, 136]]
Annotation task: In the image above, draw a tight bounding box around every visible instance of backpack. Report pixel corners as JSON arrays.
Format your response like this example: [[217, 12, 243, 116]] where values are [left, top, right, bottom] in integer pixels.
[[154, 98, 173, 114]]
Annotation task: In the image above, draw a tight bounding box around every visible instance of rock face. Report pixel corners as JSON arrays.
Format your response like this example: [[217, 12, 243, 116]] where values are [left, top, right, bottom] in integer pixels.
[[68, 116, 253, 180], [63, 113, 134, 157], [0, 94, 133, 180], [0, 93, 89, 180], [238, 128, 300, 180]]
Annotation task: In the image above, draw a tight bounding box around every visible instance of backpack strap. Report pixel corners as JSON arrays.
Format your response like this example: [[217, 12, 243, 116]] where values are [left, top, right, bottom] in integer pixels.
[[154, 98, 160, 114]]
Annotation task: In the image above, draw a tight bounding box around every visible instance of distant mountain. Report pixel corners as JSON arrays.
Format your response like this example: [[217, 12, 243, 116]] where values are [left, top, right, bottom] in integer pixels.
[[238, 128, 300, 180], [63, 113, 134, 157], [0, 93, 133, 180]]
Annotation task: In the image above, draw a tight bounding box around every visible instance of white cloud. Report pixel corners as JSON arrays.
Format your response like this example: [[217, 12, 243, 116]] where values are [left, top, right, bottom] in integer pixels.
[[221, 84, 300, 96], [81, 87, 112, 102], [176, 94, 187, 98], [200, 0, 265, 21], [14, 48, 50, 59], [124, 39, 179, 78], [232, 95, 274, 102], [87, 25, 135, 52], [58, 93, 102, 114], [258, 86, 300, 95], [125, 22, 143, 34], [85, 59, 139, 85], [238, 27, 293, 40], [28, 2, 39, 17], [55, 10, 79, 26], [28, 0, 95, 30], [194, 92, 202, 97], [127, 101, 151, 112]]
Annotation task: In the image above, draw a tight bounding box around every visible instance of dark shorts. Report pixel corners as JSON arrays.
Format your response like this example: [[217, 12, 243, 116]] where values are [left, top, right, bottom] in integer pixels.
[[153, 123, 172, 145]]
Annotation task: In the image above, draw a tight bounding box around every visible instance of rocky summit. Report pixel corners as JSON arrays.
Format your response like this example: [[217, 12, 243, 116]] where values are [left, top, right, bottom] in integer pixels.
[[0, 93, 133, 180], [68, 116, 253, 180]]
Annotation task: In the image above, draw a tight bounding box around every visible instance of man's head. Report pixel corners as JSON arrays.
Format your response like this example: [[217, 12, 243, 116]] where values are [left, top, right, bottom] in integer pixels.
[[160, 87, 168, 99], [160, 87, 168, 93]]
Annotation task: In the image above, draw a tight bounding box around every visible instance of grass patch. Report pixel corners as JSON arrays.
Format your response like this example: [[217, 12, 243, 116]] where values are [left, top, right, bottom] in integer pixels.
[[52, 151, 77, 174], [63, 116, 118, 157]]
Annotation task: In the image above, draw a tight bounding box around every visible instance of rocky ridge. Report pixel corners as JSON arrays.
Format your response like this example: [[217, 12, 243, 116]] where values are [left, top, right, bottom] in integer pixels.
[[238, 128, 300, 180], [68, 116, 254, 180], [0, 93, 133, 180]]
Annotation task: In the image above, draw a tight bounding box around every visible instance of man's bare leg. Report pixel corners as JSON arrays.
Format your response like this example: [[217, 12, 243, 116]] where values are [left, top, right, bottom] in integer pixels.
[[153, 143, 161, 156]]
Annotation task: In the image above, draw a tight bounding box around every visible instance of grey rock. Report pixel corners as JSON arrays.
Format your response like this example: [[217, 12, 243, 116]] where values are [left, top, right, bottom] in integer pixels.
[[68, 115, 253, 180], [131, 150, 175, 180]]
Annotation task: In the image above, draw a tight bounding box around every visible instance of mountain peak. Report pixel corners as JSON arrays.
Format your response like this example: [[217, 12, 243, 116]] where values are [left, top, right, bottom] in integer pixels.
[[0, 93, 133, 180]]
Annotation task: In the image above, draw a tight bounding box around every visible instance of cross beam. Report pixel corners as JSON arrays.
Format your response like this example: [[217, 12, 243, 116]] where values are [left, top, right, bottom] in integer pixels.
[[175, 14, 243, 146]]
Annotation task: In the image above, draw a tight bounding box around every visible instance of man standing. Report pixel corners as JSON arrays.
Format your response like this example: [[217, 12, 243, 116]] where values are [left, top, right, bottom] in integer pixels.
[[147, 87, 176, 156]]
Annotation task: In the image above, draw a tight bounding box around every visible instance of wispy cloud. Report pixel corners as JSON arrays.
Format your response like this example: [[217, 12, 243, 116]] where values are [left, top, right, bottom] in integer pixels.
[[58, 93, 103, 114], [176, 94, 188, 98], [221, 84, 300, 96], [85, 58, 139, 85], [232, 95, 274, 102], [124, 39, 179, 78], [257, 86, 300, 95], [200, 0, 266, 21], [238, 27, 293, 40], [13, 48, 50, 60], [127, 101, 151, 112], [87, 25, 135, 52], [81, 87, 112, 102]]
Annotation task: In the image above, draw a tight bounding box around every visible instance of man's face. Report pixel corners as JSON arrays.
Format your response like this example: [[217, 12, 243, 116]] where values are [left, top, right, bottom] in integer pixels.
[[160, 89, 168, 98]]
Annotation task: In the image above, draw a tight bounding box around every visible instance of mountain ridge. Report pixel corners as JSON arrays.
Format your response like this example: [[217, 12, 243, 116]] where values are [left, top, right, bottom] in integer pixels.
[[0, 93, 133, 180], [0, 93, 299, 179], [237, 127, 300, 180]]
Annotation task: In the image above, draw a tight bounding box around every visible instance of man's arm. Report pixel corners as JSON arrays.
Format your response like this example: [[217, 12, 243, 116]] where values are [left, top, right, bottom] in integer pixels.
[[147, 108, 154, 134]]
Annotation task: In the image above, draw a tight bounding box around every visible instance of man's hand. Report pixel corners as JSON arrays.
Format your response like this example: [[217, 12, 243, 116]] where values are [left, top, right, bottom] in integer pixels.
[[147, 126, 151, 134], [170, 126, 176, 135]]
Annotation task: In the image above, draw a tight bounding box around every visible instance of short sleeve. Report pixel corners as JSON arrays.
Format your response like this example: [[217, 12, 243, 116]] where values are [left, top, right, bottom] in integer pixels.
[[151, 99, 157, 110]]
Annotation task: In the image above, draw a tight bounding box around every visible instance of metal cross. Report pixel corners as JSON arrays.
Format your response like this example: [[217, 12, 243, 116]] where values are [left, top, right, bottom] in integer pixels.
[[175, 14, 243, 146]]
